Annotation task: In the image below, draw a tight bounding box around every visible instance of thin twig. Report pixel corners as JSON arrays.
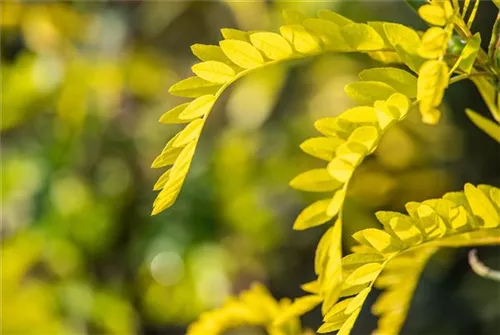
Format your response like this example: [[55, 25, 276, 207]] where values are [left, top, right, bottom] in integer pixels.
[[468, 249, 500, 282], [449, 72, 494, 84]]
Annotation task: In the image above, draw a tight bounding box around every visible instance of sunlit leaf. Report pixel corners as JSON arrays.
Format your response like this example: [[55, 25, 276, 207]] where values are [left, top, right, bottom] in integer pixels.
[[345, 81, 396, 105], [464, 183, 500, 228], [344, 287, 371, 314], [417, 60, 449, 124], [169, 76, 222, 98], [419, 27, 449, 59], [294, 199, 332, 230], [344, 263, 382, 286], [173, 119, 204, 147], [191, 44, 232, 64], [179, 95, 215, 119], [273, 295, 322, 326], [300, 137, 344, 161], [318, 9, 354, 26], [279, 25, 322, 54], [418, 4, 448, 26], [221, 28, 249, 41], [458, 33, 481, 74], [249, 32, 293, 60], [159, 103, 192, 124], [220, 40, 265, 69], [341, 23, 385, 51], [465, 109, 500, 143], [191, 61, 236, 84], [290, 169, 343, 192], [359, 68, 417, 98]]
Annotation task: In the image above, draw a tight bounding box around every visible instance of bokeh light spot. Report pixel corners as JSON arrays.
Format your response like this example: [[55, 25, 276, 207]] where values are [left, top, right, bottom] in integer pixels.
[[150, 251, 184, 287]]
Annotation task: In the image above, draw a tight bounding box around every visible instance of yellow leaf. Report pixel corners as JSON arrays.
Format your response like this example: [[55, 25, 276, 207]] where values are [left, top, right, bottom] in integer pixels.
[[301, 280, 320, 294], [353, 229, 403, 253], [327, 189, 346, 217], [151, 147, 182, 168], [328, 158, 354, 183], [315, 117, 342, 137], [153, 169, 171, 191], [169, 76, 222, 98], [417, 60, 449, 124], [152, 141, 197, 214], [324, 298, 352, 321], [464, 183, 500, 228], [418, 27, 449, 59], [338, 106, 378, 124], [191, 61, 235, 84], [345, 81, 397, 105], [367, 21, 394, 49], [395, 45, 425, 74], [220, 40, 264, 69], [348, 126, 379, 152], [383, 23, 420, 54], [418, 4, 447, 26], [335, 142, 367, 166], [367, 51, 403, 64], [293, 199, 332, 230], [179, 95, 215, 119], [320, 218, 343, 313], [279, 24, 321, 54], [439, 0, 454, 20], [159, 102, 192, 124], [221, 28, 249, 41], [151, 136, 184, 168], [273, 295, 322, 326], [300, 137, 344, 161], [421, 107, 441, 124], [389, 215, 423, 246], [374, 101, 397, 130], [290, 168, 343, 192], [303, 18, 350, 51], [386, 93, 411, 119], [315, 226, 333, 274], [318, 9, 354, 26], [344, 263, 382, 286], [359, 68, 417, 98], [340, 283, 370, 298], [449, 206, 470, 231], [483, 185, 500, 210], [249, 32, 293, 60], [414, 204, 448, 238], [317, 320, 345, 334], [465, 109, 500, 143], [341, 253, 385, 269], [173, 119, 204, 147], [336, 308, 361, 335], [190, 44, 231, 64], [345, 287, 371, 314], [383, 23, 422, 72], [458, 33, 481, 74], [341, 23, 385, 51]]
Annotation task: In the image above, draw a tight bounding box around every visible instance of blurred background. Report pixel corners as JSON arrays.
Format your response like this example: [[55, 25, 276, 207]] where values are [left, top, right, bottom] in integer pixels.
[[1, 1, 499, 334]]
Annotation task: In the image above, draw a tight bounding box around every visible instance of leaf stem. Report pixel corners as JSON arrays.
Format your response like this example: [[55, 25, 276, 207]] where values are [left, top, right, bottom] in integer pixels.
[[468, 249, 500, 282], [449, 71, 494, 84]]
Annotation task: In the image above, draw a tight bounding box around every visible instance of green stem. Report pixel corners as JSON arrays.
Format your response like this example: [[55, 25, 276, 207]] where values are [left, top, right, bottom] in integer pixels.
[[449, 71, 494, 84], [488, 12, 500, 69]]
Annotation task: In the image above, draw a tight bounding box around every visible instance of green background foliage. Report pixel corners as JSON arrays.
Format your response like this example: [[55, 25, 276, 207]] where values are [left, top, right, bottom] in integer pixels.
[[1, 1, 499, 334]]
